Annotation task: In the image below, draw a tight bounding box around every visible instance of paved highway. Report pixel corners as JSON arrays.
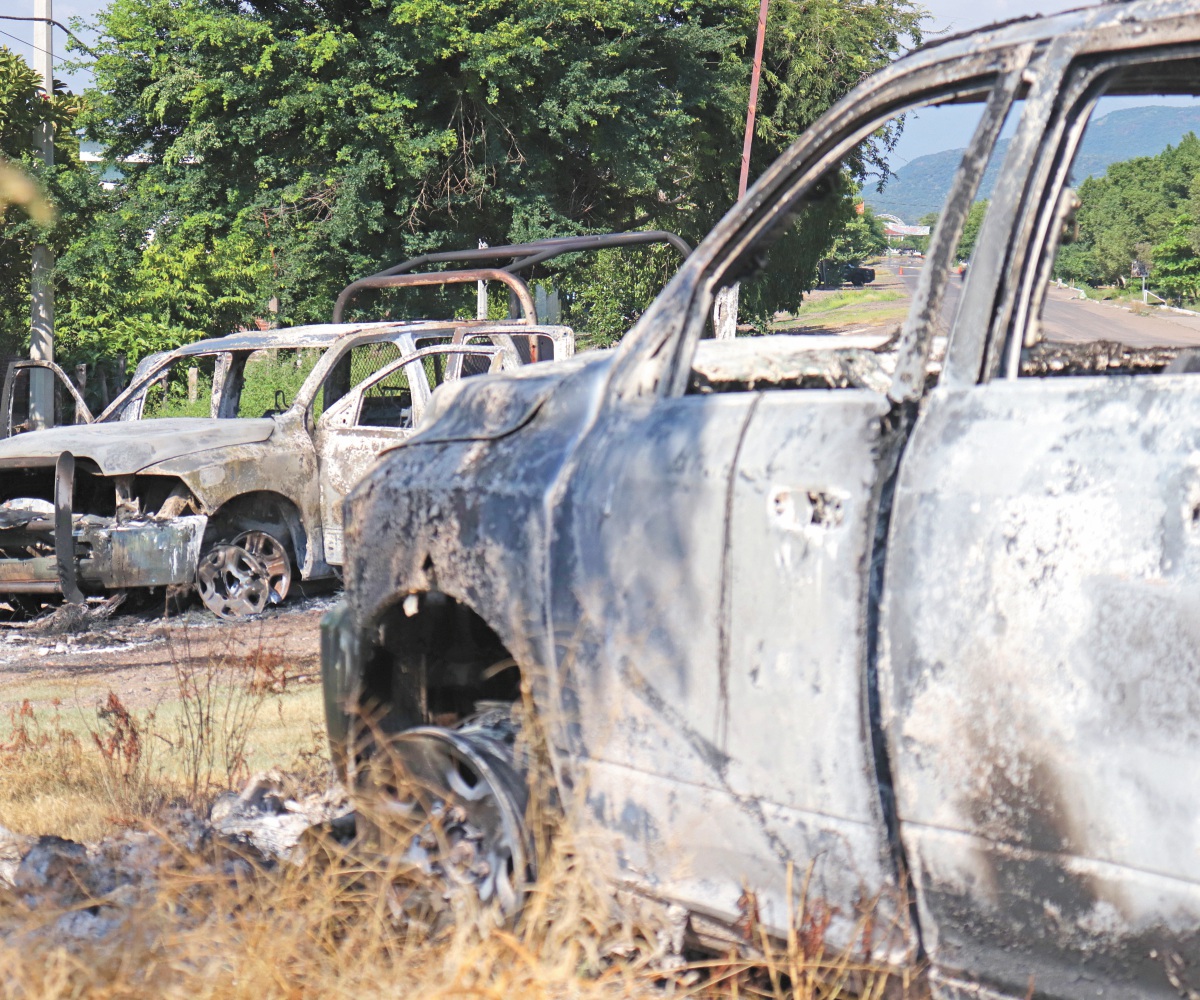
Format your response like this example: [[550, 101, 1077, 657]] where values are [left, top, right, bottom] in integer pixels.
[[889, 260, 1200, 348]]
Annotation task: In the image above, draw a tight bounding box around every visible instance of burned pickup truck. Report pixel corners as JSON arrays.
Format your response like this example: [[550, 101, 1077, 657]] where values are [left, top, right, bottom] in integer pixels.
[[324, 4, 1200, 998], [0, 232, 688, 620], [0, 321, 532, 619]]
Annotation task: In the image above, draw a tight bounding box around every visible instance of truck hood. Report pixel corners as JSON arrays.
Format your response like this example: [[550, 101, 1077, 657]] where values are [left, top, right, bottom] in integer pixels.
[[0, 418, 275, 475], [414, 351, 612, 445]]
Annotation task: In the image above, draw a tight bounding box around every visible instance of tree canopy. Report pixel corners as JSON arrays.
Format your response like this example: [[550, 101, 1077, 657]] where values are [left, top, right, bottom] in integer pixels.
[[1052, 131, 1200, 302], [0, 46, 94, 359], [2, 0, 924, 369]]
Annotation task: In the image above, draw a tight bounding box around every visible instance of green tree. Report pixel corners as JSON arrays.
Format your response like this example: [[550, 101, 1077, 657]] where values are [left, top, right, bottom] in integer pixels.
[[1054, 241, 1099, 286], [828, 201, 888, 265], [956, 199, 988, 263], [1064, 132, 1200, 289], [1152, 214, 1200, 304], [0, 46, 97, 359], [64, 0, 924, 365]]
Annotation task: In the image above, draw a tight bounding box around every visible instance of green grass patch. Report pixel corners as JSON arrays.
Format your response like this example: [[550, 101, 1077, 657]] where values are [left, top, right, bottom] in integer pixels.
[[769, 287, 907, 332]]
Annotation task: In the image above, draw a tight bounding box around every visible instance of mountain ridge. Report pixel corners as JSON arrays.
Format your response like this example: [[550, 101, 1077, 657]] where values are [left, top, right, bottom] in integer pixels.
[[865, 105, 1200, 223]]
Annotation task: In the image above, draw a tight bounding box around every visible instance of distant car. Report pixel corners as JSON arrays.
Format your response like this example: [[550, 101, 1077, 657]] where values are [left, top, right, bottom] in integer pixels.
[[841, 262, 876, 286]]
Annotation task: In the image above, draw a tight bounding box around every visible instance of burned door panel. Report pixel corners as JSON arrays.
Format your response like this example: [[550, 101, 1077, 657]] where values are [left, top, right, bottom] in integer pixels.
[[724, 390, 908, 958], [882, 377, 1200, 999], [315, 368, 422, 566], [554, 394, 771, 922]]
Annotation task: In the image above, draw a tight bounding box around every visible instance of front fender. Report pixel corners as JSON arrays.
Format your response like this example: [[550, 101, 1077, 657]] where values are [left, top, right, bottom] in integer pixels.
[[340, 354, 614, 680]]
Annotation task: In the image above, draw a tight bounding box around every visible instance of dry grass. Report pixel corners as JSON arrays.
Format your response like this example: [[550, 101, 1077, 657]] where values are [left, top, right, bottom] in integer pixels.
[[0, 799, 905, 1000], [0, 642, 326, 842], [0, 655, 912, 999]]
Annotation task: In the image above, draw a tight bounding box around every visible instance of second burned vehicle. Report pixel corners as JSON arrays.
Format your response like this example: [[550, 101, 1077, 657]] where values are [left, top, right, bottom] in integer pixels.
[[325, 4, 1200, 999], [0, 320, 531, 619], [0, 233, 690, 619]]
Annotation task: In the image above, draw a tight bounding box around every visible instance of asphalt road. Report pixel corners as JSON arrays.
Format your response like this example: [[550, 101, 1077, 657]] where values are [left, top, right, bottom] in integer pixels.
[[888, 260, 1200, 348]]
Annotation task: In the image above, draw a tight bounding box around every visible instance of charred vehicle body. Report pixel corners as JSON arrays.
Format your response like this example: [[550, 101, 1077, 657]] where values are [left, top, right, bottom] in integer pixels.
[[0, 232, 690, 619], [323, 4, 1200, 998], [0, 321, 532, 618]]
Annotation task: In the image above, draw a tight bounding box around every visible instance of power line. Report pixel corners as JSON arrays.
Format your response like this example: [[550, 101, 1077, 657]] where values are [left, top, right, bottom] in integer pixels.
[[0, 14, 97, 57], [0, 26, 72, 65]]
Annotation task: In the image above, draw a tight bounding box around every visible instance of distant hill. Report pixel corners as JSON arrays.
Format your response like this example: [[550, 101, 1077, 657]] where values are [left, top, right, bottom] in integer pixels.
[[865, 105, 1200, 223]]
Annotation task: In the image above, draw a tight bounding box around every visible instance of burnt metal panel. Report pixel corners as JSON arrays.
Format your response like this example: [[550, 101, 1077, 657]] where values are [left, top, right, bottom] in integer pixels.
[[323, 5, 1200, 992], [54, 451, 84, 604], [81, 515, 206, 588], [333, 268, 539, 326], [0, 419, 276, 476], [722, 390, 909, 958], [882, 376, 1200, 999]]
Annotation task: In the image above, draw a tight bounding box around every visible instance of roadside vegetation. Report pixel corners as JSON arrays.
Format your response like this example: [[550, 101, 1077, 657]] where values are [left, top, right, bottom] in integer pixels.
[[1, 0, 924, 391], [0, 634, 908, 1000], [918, 133, 1200, 308], [0, 636, 324, 842], [773, 286, 906, 334]]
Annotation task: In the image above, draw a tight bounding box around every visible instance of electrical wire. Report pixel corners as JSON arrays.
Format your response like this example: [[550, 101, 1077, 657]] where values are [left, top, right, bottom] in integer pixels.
[[0, 26, 72, 65], [0, 15, 98, 57]]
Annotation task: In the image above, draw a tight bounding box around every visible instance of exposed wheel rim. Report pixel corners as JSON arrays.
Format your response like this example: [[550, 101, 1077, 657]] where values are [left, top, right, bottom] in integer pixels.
[[230, 530, 291, 605], [195, 543, 271, 619], [359, 725, 532, 916]]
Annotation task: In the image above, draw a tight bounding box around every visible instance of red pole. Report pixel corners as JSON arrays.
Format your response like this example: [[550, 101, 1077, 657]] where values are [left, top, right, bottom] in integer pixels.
[[738, 0, 770, 200]]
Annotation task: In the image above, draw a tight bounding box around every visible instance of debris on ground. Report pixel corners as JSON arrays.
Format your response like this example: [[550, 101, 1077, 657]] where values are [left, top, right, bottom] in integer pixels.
[[26, 593, 128, 637], [0, 772, 352, 946], [209, 769, 354, 861]]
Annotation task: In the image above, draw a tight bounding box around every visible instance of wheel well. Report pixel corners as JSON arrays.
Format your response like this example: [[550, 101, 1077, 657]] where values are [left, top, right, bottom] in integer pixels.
[[206, 491, 307, 567], [360, 591, 522, 735]]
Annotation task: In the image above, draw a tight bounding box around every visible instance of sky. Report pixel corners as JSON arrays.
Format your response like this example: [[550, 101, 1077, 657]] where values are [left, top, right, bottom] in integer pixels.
[[893, 0, 1086, 161], [0, 0, 1096, 159]]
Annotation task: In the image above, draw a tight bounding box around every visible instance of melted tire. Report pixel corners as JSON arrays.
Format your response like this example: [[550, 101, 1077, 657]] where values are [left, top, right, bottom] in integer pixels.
[[355, 709, 533, 919]]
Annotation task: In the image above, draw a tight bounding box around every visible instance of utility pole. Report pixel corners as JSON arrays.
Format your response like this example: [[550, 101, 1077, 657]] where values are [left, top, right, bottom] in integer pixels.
[[476, 240, 489, 319], [738, 0, 770, 201], [30, 0, 55, 429], [715, 0, 770, 340]]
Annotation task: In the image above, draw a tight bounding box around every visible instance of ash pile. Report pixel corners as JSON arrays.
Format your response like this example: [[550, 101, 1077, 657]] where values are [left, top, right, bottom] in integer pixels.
[[0, 772, 353, 946]]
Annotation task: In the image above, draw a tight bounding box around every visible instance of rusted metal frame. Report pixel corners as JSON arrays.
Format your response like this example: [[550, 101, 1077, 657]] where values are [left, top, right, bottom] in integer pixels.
[[941, 33, 1088, 389], [370, 231, 692, 281], [888, 48, 1034, 404], [0, 360, 93, 437], [54, 450, 85, 605], [1001, 43, 1200, 379], [332, 269, 539, 326]]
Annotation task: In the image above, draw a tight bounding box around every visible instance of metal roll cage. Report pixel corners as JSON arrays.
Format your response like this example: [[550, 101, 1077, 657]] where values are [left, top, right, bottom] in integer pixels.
[[332, 230, 692, 324]]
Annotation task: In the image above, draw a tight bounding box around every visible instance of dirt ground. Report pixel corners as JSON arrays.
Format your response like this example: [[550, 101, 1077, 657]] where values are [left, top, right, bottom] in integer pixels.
[[0, 590, 340, 716]]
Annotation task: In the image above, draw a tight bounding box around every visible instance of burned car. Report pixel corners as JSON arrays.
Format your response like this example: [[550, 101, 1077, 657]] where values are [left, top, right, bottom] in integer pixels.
[[0, 302, 560, 618], [0, 231, 689, 620], [323, 3, 1200, 998]]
